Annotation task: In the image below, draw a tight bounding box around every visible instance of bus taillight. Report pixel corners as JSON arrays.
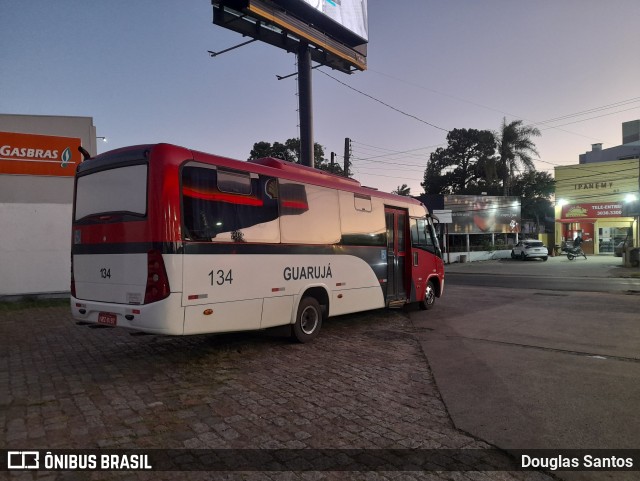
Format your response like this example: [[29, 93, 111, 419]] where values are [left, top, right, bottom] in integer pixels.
[[144, 250, 170, 304]]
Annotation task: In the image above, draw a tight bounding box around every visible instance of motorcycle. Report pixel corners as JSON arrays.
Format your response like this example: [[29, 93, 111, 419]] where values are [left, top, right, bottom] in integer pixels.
[[565, 245, 587, 260]]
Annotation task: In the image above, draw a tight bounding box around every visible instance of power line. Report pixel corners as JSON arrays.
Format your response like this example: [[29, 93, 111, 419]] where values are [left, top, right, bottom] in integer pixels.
[[318, 68, 639, 184], [351, 140, 444, 162], [351, 140, 442, 154], [530, 97, 640, 126], [368, 68, 640, 145], [355, 171, 424, 181], [539, 105, 640, 130], [317, 69, 450, 133], [354, 162, 425, 173]]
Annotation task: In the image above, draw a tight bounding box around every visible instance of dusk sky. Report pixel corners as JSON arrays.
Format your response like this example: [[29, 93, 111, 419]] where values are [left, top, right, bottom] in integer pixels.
[[2, 0, 639, 195]]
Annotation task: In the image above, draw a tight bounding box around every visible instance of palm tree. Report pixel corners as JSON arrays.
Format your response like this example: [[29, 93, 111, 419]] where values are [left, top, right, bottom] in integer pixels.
[[392, 184, 411, 196], [496, 118, 541, 196]]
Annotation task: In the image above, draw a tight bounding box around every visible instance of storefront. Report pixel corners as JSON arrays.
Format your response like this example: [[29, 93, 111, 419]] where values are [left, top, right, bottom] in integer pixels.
[[555, 159, 639, 255]]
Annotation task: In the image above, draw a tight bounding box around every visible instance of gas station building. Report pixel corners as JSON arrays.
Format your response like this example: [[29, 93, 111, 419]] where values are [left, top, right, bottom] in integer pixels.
[[0, 113, 97, 298]]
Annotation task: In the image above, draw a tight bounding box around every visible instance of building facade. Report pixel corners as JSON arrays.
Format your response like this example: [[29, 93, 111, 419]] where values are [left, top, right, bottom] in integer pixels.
[[556, 120, 640, 255], [579, 119, 640, 164], [555, 159, 639, 255], [0, 114, 97, 297]]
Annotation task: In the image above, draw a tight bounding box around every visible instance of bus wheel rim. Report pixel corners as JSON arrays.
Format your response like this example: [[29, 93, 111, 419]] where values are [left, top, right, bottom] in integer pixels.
[[425, 284, 435, 305], [300, 306, 319, 334]]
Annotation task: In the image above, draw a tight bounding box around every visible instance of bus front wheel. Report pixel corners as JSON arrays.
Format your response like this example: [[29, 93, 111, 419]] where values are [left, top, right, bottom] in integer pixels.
[[292, 297, 323, 343], [419, 280, 436, 311]]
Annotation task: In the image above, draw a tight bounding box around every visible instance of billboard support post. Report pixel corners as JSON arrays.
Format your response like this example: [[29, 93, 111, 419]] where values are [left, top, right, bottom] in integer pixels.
[[298, 43, 313, 168], [211, 0, 368, 170]]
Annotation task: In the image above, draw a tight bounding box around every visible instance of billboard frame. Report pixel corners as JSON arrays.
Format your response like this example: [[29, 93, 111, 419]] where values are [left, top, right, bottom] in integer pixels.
[[212, 0, 367, 73]]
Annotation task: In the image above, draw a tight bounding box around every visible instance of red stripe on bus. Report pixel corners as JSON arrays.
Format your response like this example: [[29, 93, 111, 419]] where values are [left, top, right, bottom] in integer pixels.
[[281, 200, 308, 209], [183, 187, 263, 206]]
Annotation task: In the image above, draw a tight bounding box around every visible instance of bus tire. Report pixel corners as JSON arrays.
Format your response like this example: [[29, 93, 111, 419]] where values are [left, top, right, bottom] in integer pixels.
[[419, 280, 436, 311], [292, 297, 323, 343]]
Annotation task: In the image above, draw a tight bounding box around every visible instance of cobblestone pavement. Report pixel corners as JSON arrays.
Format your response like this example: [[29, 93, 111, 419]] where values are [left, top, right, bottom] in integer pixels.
[[0, 304, 554, 481]]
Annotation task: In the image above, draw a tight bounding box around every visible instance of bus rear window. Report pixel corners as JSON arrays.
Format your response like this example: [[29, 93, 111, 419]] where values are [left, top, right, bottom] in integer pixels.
[[75, 164, 148, 221]]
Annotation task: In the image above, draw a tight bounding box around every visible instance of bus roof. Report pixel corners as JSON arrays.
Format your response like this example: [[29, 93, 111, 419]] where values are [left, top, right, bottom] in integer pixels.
[[77, 143, 428, 215]]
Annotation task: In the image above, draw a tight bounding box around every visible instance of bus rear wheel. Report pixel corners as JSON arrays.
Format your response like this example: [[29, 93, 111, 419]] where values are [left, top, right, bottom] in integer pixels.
[[292, 297, 323, 343]]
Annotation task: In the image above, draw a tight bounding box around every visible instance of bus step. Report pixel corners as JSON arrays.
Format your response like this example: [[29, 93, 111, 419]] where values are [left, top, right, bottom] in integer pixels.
[[388, 300, 407, 309]]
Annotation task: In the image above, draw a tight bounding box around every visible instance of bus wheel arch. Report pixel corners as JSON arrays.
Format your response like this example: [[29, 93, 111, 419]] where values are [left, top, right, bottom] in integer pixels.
[[291, 287, 328, 343]]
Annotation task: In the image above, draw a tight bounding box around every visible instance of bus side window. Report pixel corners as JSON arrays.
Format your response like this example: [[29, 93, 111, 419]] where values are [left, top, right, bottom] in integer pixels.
[[338, 192, 386, 246], [217, 170, 252, 195], [354, 194, 372, 212], [279, 180, 341, 245], [181, 165, 279, 243]]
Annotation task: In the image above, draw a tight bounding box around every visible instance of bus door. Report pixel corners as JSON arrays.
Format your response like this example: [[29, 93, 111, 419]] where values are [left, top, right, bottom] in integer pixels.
[[385, 208, 408, 305]]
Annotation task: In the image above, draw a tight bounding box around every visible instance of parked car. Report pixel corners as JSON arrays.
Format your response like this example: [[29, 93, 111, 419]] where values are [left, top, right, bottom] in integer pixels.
[[614, 239, 631, 257], [511, 240, 548, 261]]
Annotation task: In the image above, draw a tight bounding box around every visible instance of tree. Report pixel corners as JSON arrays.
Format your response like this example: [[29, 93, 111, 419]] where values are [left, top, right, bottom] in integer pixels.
[[511, 171, 555, 232], [496, 118, 541, 196], [421, 128, 496, 194], [249, 141, 296, 162], [392, 184, 411, 196], [248, 138, 347, 175]]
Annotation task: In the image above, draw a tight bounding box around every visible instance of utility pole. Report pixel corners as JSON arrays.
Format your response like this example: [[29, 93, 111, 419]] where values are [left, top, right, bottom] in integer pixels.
[[298, 43, 313, 168], [343, 137, 351, 178], [330, 152, 335, 173]]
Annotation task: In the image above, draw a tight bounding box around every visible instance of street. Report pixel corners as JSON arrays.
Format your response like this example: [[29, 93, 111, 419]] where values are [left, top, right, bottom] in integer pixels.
[[410, 255, 640, 481], [447, 272, 640, 293], [0, 300, 552, 481]]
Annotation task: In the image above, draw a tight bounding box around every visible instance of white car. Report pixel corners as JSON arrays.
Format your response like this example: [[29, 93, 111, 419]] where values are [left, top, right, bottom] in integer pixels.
[[511, 240, 548, 261]]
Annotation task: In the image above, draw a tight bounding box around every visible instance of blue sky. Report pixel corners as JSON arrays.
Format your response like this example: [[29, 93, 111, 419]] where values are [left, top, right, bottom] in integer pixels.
[[2, 0, 639, 194]]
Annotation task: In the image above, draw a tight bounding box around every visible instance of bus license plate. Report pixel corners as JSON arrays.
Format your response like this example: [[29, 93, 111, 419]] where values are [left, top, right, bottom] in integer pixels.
[[98, 312, 117, 326]]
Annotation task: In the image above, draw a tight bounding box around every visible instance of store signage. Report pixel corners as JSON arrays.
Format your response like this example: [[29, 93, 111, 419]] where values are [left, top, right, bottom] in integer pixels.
[[561, 203, 623, 219], [573, 182, 614, 191], [0, 131, 82, 177]]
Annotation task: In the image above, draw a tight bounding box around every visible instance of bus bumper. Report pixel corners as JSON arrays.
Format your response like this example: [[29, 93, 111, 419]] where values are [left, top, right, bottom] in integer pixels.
[[70, 293, 185, 335]]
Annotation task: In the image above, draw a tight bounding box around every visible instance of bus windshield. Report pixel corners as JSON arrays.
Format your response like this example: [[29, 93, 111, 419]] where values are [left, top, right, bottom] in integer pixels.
[[74, 164, 148, 221]]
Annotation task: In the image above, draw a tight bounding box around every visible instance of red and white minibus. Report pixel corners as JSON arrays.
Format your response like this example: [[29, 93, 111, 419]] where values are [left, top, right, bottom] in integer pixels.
[[71, 144, 444, 341]]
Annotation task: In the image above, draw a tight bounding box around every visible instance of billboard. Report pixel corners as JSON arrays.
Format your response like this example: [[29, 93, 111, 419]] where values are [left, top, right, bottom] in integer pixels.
[[282, 0, 368, 42], [445, 195, 521, 234], [0, 131, 82, 177], [212, 0, 367, 72]]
